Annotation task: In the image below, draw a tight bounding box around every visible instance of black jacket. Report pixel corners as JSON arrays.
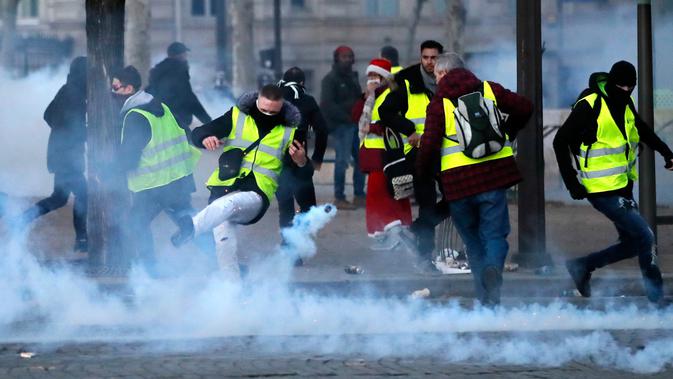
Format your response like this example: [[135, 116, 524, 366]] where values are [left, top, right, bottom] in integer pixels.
[[191, 92, 302, 223], [319, 64, 361, 130], [280, 81, 328, 163], [379, 63, 433, 137], [146, 57, 212, 131], [119, 93, 196, 194], [44, 60, 87, 174], [553, 72, 673, 199]]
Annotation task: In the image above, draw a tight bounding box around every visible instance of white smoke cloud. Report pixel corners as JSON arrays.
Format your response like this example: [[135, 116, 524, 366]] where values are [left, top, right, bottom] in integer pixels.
[[2, 203, 673, 374]]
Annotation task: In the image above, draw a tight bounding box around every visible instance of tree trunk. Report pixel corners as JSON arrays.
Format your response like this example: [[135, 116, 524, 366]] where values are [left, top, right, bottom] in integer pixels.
[[124, 0, 151, 85], [85, 0, 127, 270], [405, 0, 426, 66], [444, 0, 466, 56], [230, 0, 255, 96], [1, 0, 21, 71]]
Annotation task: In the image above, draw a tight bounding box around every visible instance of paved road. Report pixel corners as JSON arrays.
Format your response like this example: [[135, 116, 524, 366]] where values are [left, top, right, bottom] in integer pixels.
[[2, 328, 672, 378]]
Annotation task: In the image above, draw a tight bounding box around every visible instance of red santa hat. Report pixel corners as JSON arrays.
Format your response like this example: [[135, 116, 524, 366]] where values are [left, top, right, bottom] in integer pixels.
[[366, 58, 393, 80]]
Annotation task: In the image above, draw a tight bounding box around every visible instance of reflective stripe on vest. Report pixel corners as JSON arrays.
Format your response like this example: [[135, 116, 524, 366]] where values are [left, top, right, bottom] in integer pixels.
[[575, 93, 639, 193], [206, 106, 295, 201], [439, 81, 514, 171], [403, 79, 430, 154], [361, 88, 391, 150], [122, 104, 201, 192]]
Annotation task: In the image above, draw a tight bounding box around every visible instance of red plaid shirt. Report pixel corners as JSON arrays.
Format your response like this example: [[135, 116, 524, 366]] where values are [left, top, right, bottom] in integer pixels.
[[417, 68, 533, 201]]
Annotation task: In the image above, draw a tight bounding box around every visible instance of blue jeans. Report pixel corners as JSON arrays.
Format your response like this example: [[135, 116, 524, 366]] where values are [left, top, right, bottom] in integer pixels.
[[332, 124, 365, 199], [584, 195, 662, 299], [449, 189, 510, 300]]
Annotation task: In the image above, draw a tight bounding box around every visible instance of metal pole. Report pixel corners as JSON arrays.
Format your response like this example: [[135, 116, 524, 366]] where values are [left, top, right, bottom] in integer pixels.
[[273, 0, 283, 80], [637, 0, 657, 238], [174, 0, 183, 42], [515, 0, 550, 268]]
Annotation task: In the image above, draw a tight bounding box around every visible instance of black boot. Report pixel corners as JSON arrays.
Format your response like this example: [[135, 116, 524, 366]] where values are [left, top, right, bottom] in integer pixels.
[[643, 265, 664, 303], [171, 215, 195, 247], [481, 265, 502, 307], [565, 258, 592, 297]]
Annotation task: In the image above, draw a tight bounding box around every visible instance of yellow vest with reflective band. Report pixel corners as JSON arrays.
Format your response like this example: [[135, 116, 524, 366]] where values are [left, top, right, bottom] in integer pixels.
[[206, 106, 295, 201], [404, 79, 430, 154], [122, 104, 201, 193], [391, 66, 403, 74], [440, 81, 514, 171], [361, 88, 391, 150], [575, 93, 639, 193]]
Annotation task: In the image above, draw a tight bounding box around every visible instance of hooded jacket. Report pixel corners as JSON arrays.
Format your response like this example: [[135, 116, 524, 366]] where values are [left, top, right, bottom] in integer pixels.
[[418, 68, 533, 201], [146, 57, 212, 130], [553, 72, 673, 199], [279, 80, 328, 163], [378, 63, 434, 137], [118, 91, 196, 194], [191, 92, 301, 221], [320, 63, 361, 129], [44, 57, 87, 174]]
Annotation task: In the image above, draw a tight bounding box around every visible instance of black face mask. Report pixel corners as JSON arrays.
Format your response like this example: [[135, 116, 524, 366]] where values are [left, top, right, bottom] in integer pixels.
[[606, 82, 632, 105], [251, 106, 282, 130]]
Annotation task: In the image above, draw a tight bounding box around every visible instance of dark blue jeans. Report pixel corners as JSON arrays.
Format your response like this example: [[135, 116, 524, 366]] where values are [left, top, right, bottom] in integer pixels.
[[449, 189, 510, 300], [332, 124, 365, 200], [584, 195, 662, 299]]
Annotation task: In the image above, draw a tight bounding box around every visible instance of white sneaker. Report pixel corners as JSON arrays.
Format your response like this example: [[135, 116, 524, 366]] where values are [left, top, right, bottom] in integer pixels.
[[369, 233, 399, 251], [384, 222, 418, 255], [434, 256, 471, 274]]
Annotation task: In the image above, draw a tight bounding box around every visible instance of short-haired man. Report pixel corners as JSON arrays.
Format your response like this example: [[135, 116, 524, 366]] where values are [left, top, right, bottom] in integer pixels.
[[554, 61, 673, 303], [171, 85, 306, 282], [114, 65, 202, 272], [418, 53, 533, 306], [379, 40, 446, 266]]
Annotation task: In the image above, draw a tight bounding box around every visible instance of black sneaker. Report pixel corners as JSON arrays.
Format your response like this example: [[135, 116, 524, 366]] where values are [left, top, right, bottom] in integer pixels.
[[171, 216, 195, 247], [481, 266, 502, 306], [565, 258, 592, 297], [643, 265, 664, 303]]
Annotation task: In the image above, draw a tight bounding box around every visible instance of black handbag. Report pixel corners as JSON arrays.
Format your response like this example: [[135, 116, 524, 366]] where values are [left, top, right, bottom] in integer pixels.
[[382, 128, 414, 200], [218, 137, 263, 181]]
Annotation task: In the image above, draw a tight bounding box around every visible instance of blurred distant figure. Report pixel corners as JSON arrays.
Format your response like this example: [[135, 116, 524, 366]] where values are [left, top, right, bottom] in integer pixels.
[[380, 45, 402, 74], [276, 67, 328, 263], [147, 42, 212, 133], [20, 56, 88, 252], [320, 45, 365, 210]]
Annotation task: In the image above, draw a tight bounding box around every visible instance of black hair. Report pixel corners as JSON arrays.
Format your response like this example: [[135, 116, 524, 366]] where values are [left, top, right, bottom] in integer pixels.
[[420, 40, 444, 54], [282, 66, 305, 84], [115, 65, 142, 90], [380, 45, 399, 66], [259, 84, 284, 101]]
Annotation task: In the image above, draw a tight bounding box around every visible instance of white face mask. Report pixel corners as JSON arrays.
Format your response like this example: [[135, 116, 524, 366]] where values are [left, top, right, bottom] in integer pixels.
[[367, 78, 381, 86]]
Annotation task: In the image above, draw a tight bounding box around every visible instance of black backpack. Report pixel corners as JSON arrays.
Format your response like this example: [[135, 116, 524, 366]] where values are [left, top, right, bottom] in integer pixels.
[[448, 90, 506, 159], [382, 128, 414, 200]]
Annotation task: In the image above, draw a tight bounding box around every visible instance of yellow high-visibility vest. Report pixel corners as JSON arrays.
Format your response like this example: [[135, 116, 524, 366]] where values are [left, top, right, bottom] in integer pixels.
[[122, 104, 201, 192], [206, 106, 295, 201], [440, 81, 513, 171]]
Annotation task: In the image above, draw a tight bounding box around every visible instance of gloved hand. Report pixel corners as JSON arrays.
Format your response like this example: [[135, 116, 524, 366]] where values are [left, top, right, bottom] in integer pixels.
[[664, 156, 673, 171], [568, 181, 588, 200]]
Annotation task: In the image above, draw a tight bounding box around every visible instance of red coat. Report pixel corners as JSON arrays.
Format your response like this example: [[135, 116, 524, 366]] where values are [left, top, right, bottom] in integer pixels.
[[417, 68, 533, 201]]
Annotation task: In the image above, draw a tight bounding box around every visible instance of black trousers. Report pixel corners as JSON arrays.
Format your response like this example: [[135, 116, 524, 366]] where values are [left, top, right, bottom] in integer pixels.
[[25, 171, 87, 241], [127, 187, 202, 269], [275, 163, 317, 229]]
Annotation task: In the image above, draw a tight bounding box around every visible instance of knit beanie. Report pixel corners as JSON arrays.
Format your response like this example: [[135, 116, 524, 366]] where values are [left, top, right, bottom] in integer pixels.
[[609, 60, 637, 87], [366, 58, 393, 80]]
